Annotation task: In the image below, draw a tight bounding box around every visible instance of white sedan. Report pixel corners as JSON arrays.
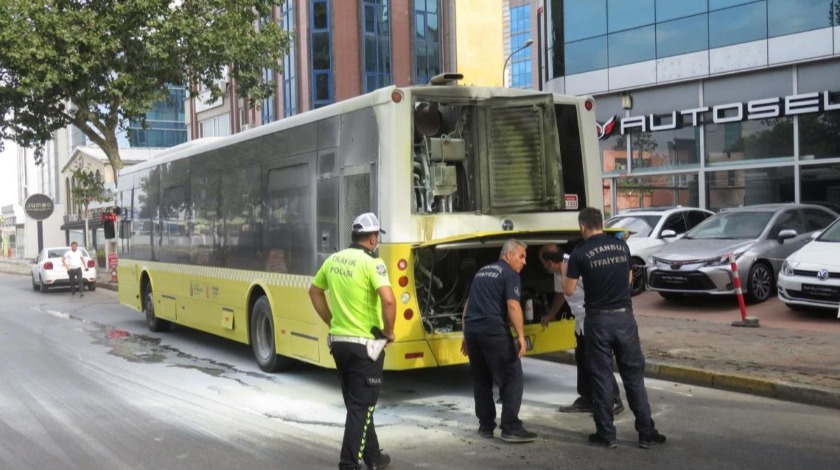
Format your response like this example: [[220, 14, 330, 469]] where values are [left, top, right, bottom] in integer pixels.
[[31, 246, 98, 293], [778, 217, 840, 313]]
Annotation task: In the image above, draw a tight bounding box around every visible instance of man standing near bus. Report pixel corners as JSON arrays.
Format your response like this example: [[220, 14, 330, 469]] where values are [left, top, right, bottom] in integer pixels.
[[62, 242, 87, 297], [309, 212, 396, 470], [539, 243, 624, 415], [562, 207, 666, 449], [460, 239, 537, 443]]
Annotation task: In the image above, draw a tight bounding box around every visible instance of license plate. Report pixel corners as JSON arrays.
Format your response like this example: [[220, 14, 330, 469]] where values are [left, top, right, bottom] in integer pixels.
[[802, 284, 840, 298], [660, 274, 688, 285]]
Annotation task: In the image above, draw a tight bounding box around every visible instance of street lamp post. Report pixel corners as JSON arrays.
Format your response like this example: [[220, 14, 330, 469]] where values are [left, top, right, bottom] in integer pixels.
[[502, 38, 533, 87]]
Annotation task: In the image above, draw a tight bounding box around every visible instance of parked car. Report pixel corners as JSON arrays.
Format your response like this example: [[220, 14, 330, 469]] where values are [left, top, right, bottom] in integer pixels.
[[646, 204, 839, 303], [606, 206, 713, 295], [777, 216, 840, 312], [31, 246, 98, 293]]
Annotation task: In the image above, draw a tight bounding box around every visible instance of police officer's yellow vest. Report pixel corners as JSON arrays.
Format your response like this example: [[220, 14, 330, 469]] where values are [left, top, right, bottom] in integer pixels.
[[312, 246, 391, 338]]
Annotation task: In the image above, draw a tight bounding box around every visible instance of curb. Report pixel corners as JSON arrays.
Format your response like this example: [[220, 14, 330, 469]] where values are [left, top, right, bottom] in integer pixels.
[[538, 350, 840, 411]]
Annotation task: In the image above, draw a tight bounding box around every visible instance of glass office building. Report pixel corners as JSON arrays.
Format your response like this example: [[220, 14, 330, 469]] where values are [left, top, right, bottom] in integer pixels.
[[543, 0, 840, 215]]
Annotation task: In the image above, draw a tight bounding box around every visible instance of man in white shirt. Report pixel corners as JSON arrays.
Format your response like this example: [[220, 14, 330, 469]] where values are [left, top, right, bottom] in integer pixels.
[[539, 243, 623, 415], [62, 242, 87, 297]]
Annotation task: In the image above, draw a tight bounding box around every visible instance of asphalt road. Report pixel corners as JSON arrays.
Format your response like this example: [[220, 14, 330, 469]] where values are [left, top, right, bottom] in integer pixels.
[[2, 273, 839, 470]]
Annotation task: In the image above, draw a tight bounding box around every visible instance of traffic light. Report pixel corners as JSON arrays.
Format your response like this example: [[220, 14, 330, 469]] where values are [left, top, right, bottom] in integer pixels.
[[102, 211, 117, 239]]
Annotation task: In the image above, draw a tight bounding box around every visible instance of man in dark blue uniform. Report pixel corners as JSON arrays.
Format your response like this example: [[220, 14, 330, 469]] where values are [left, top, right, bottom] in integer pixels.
[[562, 207, 666, 449], [461, 239, 537, 443]]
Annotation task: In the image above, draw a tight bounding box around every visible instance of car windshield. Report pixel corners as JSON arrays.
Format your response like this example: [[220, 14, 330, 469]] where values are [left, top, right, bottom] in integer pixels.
[[47, 248, 90, 258], [817, 219, 840, 242], [686, 211, 774, 239], [605, 215, 661, 238]]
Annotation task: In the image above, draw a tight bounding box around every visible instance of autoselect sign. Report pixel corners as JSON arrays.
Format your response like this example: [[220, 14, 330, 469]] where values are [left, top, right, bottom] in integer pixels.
[[612, 90, 840, 136], [24, 194, 55, 221]]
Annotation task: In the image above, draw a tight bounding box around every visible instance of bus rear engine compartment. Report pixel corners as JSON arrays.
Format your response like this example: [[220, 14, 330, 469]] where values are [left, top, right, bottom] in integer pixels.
[[413, 244, 565, 335]]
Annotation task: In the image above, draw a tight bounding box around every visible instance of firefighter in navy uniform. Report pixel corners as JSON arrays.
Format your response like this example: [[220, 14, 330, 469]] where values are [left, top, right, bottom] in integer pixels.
[[309, 212, 396, 470], [562, 207, 666, 449]]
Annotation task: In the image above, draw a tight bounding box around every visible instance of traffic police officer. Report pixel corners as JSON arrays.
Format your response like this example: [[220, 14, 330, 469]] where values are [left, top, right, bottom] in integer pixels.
[[562, 207, 666, 449], [309, 212, 396, 470]]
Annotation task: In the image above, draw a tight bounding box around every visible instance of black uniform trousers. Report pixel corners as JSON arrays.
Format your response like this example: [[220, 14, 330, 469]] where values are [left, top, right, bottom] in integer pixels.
[[465, 333, 524, 433], [331, 342, 385, 470], [575, 332, 622, 405], [584, 308, 656, 441], [67, 268, 84, 294]]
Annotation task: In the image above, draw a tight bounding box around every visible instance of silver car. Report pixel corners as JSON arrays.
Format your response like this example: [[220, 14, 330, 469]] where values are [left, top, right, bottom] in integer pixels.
[[646, 204, 839, 303]]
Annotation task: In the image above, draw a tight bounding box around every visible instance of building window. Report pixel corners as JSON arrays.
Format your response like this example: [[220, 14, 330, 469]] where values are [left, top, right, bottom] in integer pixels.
[[706, 166, 794, 211], [413, 0, 441, 84], [281, 0, 298, 117], [509, 4, 531, 89], [708, 1, 767, 49], [198, 114, 231, 138], [128, 85, 188, 147], [362, 0, 392, 92], [310, 0, 333, 108], [261, 68, 276, 124]]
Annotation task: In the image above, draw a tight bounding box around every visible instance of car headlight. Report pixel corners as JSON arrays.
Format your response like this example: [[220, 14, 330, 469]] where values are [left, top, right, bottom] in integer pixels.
[[704, 252, 744, 267], [781, 260, 794, 277]]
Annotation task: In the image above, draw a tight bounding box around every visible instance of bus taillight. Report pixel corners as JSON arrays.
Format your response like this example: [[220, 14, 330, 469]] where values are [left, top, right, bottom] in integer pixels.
[[405, 352, 424, 359], [585, 99, 594, 111], [397, 259, 407, 270], [404, 309, 414, 320], [398, 276, 408, 287], [391, 90, 404, 103]]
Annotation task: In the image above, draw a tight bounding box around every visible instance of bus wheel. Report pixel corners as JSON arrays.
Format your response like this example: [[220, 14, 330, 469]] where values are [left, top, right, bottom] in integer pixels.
[[250, 296, 294, 372], [143, 284, 171, 332]]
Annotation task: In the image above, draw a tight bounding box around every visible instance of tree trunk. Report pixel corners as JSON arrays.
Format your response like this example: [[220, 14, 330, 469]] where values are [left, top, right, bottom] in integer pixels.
[[101, 134, 123, 187], [84, 204, 89, 248]]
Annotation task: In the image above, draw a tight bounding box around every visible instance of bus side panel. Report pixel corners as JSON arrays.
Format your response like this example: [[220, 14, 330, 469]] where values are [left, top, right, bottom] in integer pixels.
[[117, 261, 142, 313]]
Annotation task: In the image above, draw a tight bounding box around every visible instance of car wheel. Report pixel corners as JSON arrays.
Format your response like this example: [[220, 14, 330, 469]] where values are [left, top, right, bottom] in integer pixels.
[[32, 275, 39, 291], [658, 292, 682, 300], [143, 284, 171, 332], [630, 257, 646, 296], [88, 283, 96, 292], [250, 296, 294, 372], [745, 262, 774, 304], [39, 277, 48, 293]]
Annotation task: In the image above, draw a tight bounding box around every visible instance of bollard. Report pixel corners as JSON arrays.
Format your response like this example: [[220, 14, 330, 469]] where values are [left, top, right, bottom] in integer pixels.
[[730, 253, 760, 327]]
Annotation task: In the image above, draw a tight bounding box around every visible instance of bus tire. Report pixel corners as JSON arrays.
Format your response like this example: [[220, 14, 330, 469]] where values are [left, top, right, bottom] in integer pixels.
[[143, 284, 171, 332], [250, 296, 294, 372]]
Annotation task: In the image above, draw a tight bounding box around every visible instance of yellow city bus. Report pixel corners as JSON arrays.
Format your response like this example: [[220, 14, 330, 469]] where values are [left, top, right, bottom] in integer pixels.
[[115, 75, 604, 372]]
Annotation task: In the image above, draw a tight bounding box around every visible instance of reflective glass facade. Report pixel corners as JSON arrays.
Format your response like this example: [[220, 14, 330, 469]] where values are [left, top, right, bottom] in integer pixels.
[[509, 4, 532, 88], [597, 64, 840, 215], [557, 0, 840, 75], [128, 85, 187, 147]]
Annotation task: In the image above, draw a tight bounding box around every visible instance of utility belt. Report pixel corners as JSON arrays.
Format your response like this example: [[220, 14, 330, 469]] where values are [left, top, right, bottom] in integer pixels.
[[587, 306, 631, 315], [328, 334, 387, 361], [328, 335, 371, 346]]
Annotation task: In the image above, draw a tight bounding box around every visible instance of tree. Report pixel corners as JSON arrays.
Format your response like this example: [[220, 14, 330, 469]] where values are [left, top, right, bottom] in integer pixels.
[[70, 164, 109, 247], [0, 0, 289, 181]]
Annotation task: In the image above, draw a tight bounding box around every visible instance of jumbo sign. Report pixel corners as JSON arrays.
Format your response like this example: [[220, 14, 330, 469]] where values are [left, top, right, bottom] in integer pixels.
[[612, 90, 839, 136]]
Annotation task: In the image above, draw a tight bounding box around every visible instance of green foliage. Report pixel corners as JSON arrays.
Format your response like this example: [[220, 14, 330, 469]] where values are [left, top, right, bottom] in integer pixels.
[[70, 166, 108, 212], [0, 0, 289, 176]]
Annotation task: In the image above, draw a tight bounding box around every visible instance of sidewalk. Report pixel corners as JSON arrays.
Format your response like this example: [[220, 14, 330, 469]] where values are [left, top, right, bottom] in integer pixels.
[[538, 310, 840, 410], [3, 256, 838, 409]]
